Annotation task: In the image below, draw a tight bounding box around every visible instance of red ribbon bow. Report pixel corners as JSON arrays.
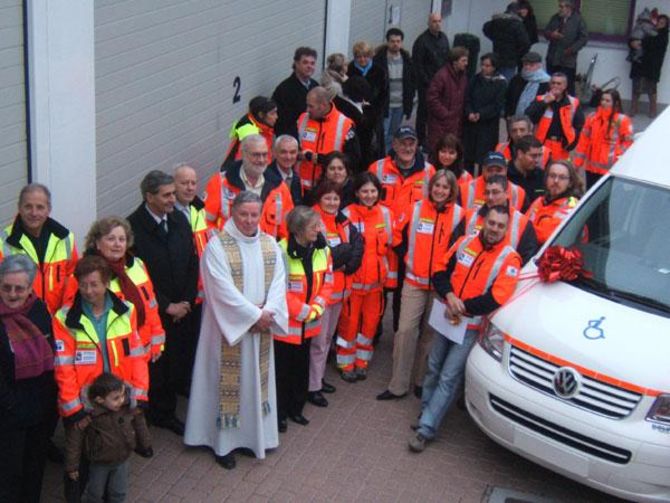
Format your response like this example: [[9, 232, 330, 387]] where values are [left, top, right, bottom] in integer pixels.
[[537, 246, 593, 283]]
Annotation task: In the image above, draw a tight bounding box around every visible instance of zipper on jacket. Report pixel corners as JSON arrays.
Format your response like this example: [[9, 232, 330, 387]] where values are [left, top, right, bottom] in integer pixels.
[[457, 249, 485, 299]]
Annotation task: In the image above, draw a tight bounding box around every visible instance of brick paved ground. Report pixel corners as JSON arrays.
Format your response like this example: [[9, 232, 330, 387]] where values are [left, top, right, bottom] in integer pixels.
[[42, 313, 629, 503]]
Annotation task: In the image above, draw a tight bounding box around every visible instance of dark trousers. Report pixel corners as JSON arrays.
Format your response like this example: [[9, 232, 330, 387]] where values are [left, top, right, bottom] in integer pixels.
[[274, 337, 311, 419], [547, 65, 577, 97], [0, 420, 50, 503], [149, 316, 191, 421], [416, 87, 429, 146], [180, 304, 201, 395]]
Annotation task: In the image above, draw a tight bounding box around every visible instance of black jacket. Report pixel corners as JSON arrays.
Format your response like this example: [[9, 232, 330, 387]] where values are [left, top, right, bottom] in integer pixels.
[[507, 161, 546, 211], [347, 62, 388, 123], [272, 73, 319, 139], [0, 298, 56, 430], [412, 29, 451, 89], [127, 205, 198, 316], [329, 212, 364, 275], [265, 160, 303, 206], [465, 73, 507, 121], [483, 13, 531, 68], [373, 46, 416, 117], [505, 74, 549, 117]]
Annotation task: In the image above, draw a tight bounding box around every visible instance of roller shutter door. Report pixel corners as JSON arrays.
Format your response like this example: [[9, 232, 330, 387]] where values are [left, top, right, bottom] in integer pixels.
[[95, 0, 325, 217], [0, 0, 28, 226], [349, 0, 389, 49]]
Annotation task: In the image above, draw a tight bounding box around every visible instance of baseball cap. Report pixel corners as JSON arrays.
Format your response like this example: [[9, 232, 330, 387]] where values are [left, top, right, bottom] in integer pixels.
[[482, 151, 508, 168], [394, 126, 418, 141], [521, 52, 542, 64]]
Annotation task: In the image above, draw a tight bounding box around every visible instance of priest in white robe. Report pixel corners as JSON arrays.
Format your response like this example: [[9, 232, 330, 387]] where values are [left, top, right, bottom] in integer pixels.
[[184, 191, 287, 469]]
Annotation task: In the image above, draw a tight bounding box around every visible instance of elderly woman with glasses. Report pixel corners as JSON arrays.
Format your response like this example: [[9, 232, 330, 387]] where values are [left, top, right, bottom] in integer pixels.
[[274, 206, 333, 432], [0, 255, 57, 503]]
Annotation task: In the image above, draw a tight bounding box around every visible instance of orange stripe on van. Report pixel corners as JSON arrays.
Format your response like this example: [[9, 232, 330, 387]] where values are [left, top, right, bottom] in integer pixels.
[[505, 334, 664, 397]]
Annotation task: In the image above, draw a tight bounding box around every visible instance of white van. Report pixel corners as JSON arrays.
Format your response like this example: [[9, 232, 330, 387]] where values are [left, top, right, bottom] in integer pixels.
[[465, 110, 670, 502]]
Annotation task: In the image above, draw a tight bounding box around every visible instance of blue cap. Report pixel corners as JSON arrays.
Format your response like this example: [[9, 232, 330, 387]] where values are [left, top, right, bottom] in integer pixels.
[[393, 126, 418, 141], [482, 151, 507, 168]]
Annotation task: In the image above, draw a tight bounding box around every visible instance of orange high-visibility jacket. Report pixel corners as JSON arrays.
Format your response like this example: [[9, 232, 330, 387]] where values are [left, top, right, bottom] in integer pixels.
[[0, 217, 78, 315], [526, 195, 578, 245], [572, 110, 633, 175], [464, 205, 531, 250], [369, 156, 434, 288], [296, 106, 354, 191], [495, 141, 551, 168], [438, 234, 521, 308], [395, 199, 464, 289], [343, 203, 394, 291], [275, 238, 333, 344], [62, 255, 165, 360], [459, 176, 526, 211], [53, 292, 148, 418], [534, 94, 580, 146], [314, 205, 355, 304], [203, 161, 294, 237], [369, 156, 435, 215]]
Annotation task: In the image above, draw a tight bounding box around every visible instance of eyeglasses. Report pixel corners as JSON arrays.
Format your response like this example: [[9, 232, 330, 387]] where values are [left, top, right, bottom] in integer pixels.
[[248, 152, 268, 159], [0, 284, 29, 294], [548, 174, 570, 181]]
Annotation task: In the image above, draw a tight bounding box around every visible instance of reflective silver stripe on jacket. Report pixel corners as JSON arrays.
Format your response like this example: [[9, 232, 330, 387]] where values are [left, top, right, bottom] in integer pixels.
[[406, 201, 424, 272], [296, 304, 311, 322], [484, 246, 516, 291], [333, 113, 347, 149], [54, 355, 74, 365], [508, 210, 523, 249]]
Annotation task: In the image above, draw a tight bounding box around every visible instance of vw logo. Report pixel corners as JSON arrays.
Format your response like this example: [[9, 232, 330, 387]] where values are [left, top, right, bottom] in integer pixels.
[[553, 367, 580, 399]]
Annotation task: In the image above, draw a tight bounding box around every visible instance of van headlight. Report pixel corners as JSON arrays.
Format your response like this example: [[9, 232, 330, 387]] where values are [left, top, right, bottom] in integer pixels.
[[647, 394, 670, 424], [479, 321, 504, 361]]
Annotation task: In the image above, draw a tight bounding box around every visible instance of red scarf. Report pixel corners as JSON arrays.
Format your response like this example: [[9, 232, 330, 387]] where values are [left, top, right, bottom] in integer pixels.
[[0, 294, 53, 380], [106, 257, 146, 327]]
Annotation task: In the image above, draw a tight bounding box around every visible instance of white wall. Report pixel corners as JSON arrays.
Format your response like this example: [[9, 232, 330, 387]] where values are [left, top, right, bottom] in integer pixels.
[[94, 0, 326, 218], [0, 0, 28, 227], [444, 0, 670, 104], [27, 0, 97, 246]]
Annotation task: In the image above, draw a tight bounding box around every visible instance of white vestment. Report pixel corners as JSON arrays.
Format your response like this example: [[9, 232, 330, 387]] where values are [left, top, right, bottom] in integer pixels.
[[184, 220, 287, 458]]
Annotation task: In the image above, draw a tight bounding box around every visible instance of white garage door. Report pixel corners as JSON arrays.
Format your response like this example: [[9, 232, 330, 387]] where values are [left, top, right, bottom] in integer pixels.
[[95, 0, 325, 218], [348, 0, 433, 55], [399, 0, 432, 49], [0, 0, 28, 226], [349, 0, 389, 49]]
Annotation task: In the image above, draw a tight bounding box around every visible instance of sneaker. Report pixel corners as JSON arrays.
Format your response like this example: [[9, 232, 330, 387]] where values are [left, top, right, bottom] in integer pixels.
[[340, 370, 358, 383], [355, 367, 367, 381], [408, 432, 428, 453]]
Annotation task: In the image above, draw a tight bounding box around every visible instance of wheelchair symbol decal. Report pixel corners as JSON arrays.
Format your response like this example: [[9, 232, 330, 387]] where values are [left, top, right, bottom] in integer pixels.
[[583, 317, 605, 340]]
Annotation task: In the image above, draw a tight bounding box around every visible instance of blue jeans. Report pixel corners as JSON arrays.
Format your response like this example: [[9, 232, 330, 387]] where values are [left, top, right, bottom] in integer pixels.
[[417, 329, 478, 440], [383, 107, 404, 154]]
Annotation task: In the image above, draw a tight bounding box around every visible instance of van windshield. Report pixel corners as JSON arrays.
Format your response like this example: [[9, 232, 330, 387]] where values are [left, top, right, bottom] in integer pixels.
[[552, 177, 670, 317]]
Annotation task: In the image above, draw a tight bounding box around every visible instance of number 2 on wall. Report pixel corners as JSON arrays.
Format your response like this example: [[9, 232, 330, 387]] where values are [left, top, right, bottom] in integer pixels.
[[233, 76, 241, 104]]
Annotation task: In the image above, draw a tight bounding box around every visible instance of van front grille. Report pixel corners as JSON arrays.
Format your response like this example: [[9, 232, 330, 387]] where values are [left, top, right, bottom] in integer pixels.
[[508, 345, 642, 419]]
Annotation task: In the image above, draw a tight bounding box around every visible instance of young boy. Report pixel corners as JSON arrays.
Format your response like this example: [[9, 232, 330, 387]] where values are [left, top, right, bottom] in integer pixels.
[[65, 373, 152, 503]]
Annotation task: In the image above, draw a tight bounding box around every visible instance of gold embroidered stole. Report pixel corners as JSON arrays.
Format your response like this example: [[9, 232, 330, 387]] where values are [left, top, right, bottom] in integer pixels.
[[217, 230, 276, 429]]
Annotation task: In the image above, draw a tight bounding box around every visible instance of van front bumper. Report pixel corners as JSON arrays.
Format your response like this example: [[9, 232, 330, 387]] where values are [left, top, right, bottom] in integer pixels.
[[465, 344, 670, 503]]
